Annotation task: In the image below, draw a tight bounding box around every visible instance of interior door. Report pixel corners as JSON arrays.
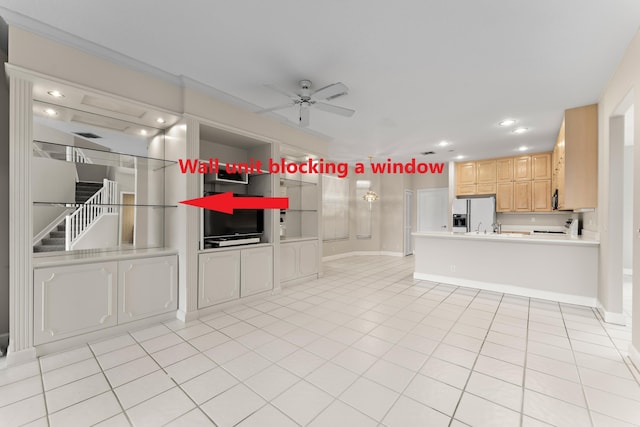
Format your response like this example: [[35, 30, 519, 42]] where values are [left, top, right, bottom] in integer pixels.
[[417, 188, 448, 232]]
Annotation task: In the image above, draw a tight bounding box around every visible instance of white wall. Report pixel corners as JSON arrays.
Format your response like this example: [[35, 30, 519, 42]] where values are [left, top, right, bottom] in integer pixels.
[[623, 144, 633, 272], [594, 28, 640, 356], [0, 44, 9, 335], [32, 157, 76, 235], [70, 213, 118, 250]]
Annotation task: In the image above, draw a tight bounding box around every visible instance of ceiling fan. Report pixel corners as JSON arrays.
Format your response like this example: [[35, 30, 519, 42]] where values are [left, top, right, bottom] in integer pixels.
[[257, 80, 355, 127]]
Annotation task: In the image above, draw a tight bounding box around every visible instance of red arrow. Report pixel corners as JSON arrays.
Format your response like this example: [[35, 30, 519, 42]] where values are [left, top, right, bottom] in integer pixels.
[[179, 192, 289, 214]]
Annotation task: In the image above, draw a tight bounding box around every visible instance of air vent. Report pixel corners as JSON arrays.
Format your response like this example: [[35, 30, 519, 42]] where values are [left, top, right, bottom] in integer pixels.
[[73, 132, 102, 139], [420, 151, 436, 155]]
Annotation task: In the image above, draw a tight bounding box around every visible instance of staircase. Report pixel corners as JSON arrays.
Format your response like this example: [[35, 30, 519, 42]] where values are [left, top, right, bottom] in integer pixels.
[[75, 182, 103, 204], [33, 181, 104, 253], [33, 223, 66, 252]]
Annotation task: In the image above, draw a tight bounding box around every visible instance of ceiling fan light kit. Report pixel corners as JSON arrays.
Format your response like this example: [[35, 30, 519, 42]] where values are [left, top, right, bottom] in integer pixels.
[[258, 80, 355, 127]]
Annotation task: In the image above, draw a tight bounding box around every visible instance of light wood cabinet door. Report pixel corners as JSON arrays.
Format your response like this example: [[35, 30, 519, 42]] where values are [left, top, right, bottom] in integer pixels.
[[118, 256, 177, 324], [476, 160, 497, 183], [476, 183, 497, 195], [456, 162, 476, 185], [533, 180, 552, 212], [532, 153, 552, 180], [513, 156, 532, 181], [497, 158, 513, 182], [198, 251, 240, 308], [456, 184, 476, 196], [34, 262, 118, 345], [241, 246, 273, 297], [496, 182, 513, 212], [514, 181, 532, 211]]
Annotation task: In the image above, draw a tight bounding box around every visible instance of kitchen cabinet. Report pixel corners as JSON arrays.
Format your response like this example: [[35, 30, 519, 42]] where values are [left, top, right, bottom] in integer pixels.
[[497, 158, 513, 182], [198, 251, 240, 308], [513, 156, 532, 181], [118, 256, 177, 324], [476, 183, 497, 195], [456, 162, 476, 185], [280, 239, 319, 284], [532, 153, 552, 180], [496, 182, 514, 212], [533, 180, 552, 212], [241, 246, 273, 297], [554, 104, 598, 210], [514, 181, 532, 211], [476, 160, 497, 183]]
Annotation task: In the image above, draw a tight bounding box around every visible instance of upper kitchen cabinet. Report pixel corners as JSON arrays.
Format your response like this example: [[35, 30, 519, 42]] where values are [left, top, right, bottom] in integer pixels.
[[456, 162, 476, 195], [476, 160, 497, 194], [496, 158, 513, 182], [554, 104, 598, 210], [513, 155, 532, 181], [532, 153, 552, 180]]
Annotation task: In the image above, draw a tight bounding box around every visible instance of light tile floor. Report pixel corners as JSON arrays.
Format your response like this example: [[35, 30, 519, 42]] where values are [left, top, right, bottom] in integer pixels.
[[1, 255, 640, 426]]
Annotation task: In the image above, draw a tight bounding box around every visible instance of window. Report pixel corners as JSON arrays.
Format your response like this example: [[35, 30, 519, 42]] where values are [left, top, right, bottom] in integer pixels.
[[355, 180, 372, 239], [322, 175, 349, 240]]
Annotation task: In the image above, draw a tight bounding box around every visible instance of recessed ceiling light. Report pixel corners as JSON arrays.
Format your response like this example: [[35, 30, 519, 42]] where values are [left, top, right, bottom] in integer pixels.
[[456, 155, 465, 160], [47, 90, 65, 98], [156, 118, 166, 124], [512, 127, 529, 134], [44, 108, 58, 116], [140, 129, 148, 135], [518, 146, 529, 152], [499, 119, 516, 127], [437, 141, 449, 147]]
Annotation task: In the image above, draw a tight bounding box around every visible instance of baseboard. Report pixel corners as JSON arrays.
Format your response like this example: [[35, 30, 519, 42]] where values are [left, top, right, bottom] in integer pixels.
[[176, 309, 199, 323], [623, 268, 633, 276], [628, 344, 640, 379], [323, 251, 404, 261], [6, 346, 37, 366], [596, 301, 627, 325], [413, 272, 597, 307]]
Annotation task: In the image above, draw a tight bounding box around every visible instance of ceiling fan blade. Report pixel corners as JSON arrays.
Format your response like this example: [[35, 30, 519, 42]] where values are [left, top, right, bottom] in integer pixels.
[[256, 102, 295, 114], [299, 105, 310, 127], [314, 102, 355, 117], [264, 83, 298, 99], [311, 82, 349, 101]]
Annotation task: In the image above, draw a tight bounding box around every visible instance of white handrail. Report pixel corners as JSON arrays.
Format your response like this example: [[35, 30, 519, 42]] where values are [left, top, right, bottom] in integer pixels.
[[65, 179, 117, 250], [65, 146, 94, 164]]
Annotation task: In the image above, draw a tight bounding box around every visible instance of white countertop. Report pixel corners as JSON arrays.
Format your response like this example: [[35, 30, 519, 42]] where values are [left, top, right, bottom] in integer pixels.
[[33, 247, 178, 268], [412, 231, 599, 246]]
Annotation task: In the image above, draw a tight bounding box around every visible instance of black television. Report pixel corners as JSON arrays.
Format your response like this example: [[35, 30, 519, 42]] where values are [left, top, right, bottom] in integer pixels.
[[203, 192, 264, 239]]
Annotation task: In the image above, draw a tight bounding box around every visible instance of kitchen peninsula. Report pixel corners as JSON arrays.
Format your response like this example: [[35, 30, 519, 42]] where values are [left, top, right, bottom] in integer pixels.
[[413, 231, 599, 306]]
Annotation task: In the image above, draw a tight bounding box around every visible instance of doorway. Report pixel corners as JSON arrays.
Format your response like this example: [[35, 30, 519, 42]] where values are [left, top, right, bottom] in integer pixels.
[[120, 192, 135, 245], [623, 105, 634, 324], [404, 190, 413, 256]]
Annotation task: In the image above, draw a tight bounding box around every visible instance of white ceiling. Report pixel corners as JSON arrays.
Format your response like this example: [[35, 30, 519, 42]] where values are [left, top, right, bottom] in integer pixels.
[[2, 1, 640, 163]]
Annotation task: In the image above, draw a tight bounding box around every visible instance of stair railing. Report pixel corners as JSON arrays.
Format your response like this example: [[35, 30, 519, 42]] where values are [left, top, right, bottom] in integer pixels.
[[65, 179, 117, 250]]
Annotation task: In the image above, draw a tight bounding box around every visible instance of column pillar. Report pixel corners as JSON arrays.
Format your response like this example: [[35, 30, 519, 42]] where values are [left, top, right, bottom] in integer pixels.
[[7, 74, 35, 364]]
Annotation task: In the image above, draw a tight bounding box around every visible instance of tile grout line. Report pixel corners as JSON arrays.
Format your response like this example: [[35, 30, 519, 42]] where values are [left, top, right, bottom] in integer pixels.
[[558, 303, 596, 427], [518, 296, 531, 427], [36, 351, 52, 427]]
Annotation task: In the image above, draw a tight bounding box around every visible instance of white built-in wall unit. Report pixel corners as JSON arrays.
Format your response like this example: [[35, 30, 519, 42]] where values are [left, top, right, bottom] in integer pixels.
[[278, 145, 322, 286], [5, 25, 329, 364]]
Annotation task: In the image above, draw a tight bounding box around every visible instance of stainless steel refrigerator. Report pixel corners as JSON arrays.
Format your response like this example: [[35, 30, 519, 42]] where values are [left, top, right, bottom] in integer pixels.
[[451, 196, 496, 233]]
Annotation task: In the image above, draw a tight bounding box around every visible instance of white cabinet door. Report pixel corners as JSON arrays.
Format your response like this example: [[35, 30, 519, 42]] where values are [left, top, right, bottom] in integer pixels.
[[34, 262, 118, 345], [118, 256, 177, 324], [280, 243, 298, 282], [298, 240, 319, 277], [241, 246, 273, 297], [198, 251, 240, 308]]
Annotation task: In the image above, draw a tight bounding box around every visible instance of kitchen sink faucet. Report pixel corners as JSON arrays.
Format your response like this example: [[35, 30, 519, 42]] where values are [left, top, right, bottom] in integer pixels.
[[475, 221, 482, 234]]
